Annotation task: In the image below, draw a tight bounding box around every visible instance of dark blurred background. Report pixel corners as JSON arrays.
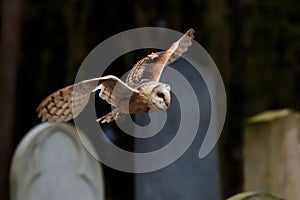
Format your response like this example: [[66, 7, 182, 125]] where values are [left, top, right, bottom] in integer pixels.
[[1, 0, 300, 199]]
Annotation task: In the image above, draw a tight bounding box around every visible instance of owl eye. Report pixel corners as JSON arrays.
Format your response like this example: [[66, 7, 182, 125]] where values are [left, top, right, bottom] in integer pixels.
[[157, 92, 165, 98]]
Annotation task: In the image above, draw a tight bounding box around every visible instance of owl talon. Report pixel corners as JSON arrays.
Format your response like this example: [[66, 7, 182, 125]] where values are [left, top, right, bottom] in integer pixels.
[[96, 109, 122, 123]]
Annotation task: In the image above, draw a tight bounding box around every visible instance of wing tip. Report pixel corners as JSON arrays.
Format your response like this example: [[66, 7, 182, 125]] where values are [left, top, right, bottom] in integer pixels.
[[186, 28, 195, 39]]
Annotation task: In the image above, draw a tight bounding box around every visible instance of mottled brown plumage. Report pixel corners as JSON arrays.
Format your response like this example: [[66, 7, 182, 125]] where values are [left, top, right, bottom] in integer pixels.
[[126, 28, 195, 87], [37, 28, 195, 123]]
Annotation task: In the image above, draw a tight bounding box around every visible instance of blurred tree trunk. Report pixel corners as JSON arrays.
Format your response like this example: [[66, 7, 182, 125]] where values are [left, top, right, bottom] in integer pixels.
[[205, 0, 231, 81], [64, 0, 89, 83], [0, 0, 23, 199], [204, 0, 237, 198]]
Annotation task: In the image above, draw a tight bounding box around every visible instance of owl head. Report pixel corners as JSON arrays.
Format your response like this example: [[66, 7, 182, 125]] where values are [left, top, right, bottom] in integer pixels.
[[150, 83, 171, 111], [136, 82, 171, 112]]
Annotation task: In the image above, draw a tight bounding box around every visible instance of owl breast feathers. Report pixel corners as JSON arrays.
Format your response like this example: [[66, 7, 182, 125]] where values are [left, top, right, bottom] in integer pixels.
[[37, 28, 195, 123]]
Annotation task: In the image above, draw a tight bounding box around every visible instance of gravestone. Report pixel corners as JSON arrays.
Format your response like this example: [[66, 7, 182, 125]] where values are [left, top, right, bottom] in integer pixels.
[[244, 109, 300, 200], [227, 192, 284, 200], [134, 59, 222, 199], [10, 123, 104, 200]]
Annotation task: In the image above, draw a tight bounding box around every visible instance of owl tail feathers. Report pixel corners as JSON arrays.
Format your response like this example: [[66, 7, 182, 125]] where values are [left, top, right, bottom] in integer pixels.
[[96, 108, 122, 123]]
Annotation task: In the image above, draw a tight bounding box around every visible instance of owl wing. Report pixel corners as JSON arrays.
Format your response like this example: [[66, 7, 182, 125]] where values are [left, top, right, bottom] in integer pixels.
[[126, 28, 195, 88], [37, 75, 139, 122]]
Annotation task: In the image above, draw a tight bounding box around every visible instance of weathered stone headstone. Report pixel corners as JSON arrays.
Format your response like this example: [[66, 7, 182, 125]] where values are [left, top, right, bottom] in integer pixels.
[[134, 59, 222, 200], [244, 109, 300, 200], [10, 123, 104, 200], [135, 143, 221, 200], [227, 192, 284, 200]]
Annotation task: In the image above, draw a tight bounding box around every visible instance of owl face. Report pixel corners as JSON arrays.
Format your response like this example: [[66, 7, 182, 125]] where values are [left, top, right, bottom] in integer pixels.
[[150, 83, 171, 111]]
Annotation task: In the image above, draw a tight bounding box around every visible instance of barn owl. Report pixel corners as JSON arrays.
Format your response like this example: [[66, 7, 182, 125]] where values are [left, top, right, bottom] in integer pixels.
[[37, 28, 195, 123]]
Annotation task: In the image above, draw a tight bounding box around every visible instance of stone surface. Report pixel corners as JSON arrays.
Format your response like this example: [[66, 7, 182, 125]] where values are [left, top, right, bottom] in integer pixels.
[[244, 109, 300, 200], [10, 123, 104, 200], [134, 59, 222, 200]]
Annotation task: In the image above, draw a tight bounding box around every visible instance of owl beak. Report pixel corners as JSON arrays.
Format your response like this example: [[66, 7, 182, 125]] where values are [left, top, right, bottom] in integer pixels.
[[165, 101, 170, 107]]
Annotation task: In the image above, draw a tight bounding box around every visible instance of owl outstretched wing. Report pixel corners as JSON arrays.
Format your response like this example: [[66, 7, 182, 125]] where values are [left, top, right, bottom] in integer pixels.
[[37, 75, 138, 122], [126, 28, 195, 88]]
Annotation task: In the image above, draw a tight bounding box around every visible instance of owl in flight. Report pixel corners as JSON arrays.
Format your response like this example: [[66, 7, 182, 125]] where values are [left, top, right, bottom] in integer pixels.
[[37, 28, 195, 123]]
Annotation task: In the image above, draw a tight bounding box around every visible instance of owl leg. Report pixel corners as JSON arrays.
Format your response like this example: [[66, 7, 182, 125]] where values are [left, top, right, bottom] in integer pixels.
[[96, 108, 122, 123]]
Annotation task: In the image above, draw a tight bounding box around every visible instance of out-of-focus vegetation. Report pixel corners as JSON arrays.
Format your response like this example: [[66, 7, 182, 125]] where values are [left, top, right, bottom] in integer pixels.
[[1, 0, 300, 199]]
